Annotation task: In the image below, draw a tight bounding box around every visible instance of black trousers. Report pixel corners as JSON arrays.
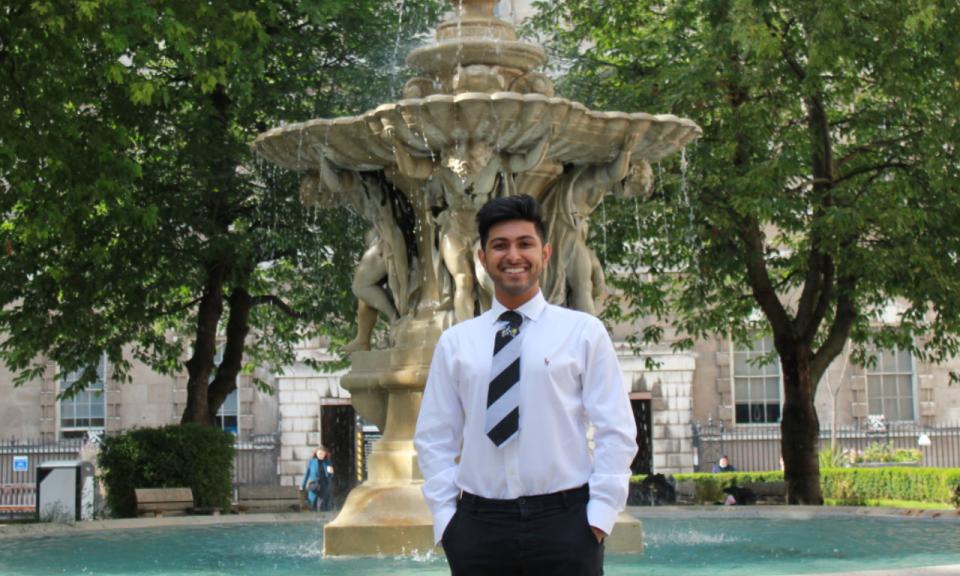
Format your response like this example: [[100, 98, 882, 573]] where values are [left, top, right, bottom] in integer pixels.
[[441, 485, 604, 576]]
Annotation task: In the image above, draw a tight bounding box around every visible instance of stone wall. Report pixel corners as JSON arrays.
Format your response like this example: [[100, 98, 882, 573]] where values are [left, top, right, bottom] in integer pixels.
[[620, 350, 697, 474], [274, 360, 349, 487]]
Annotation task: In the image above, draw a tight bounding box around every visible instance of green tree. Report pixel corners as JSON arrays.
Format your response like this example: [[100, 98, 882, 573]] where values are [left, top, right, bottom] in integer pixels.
[[533, 0, 960, 503], [0, 1, 441, 424]]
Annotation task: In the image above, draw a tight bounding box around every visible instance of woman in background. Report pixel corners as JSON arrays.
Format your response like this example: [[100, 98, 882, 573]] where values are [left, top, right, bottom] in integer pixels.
[[301, 446, 335, 511]]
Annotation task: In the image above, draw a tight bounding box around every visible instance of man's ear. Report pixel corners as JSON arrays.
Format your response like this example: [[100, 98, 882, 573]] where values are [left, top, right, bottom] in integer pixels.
[[477, 246, 488, 271], [542, 242, 552, 268]]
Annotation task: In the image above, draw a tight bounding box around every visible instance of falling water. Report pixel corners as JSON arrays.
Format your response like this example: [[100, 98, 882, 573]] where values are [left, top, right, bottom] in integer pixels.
[[633, 191, 642, 244], [600, 198, 608, 262], [680, 147, 693, 237], [679, 145, 701, 281], [387, 0, 410, 92], [657, 161, 668, 249], [392, 0, 407, 70], [454, 1, 465, 77]]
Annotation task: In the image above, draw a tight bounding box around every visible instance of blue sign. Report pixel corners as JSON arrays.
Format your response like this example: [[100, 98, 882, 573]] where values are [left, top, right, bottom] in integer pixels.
[[12, 456, 28, 472]]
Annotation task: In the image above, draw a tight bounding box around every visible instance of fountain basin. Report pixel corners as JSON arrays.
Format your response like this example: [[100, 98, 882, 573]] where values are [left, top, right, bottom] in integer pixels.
[[253, 92, 701, 172], [2, 508, 959, 575]]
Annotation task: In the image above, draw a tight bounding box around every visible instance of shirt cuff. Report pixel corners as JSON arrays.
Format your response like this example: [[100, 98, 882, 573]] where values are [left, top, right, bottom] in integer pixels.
[[432, 502, 457, 545], [587, 498, 619, 536]]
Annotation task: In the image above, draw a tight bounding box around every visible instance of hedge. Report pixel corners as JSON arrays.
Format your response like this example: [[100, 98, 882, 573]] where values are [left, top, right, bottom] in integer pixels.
[[632, 468, 960, 506], [98, 424, 235, 517], [820, 467, 960, 505]]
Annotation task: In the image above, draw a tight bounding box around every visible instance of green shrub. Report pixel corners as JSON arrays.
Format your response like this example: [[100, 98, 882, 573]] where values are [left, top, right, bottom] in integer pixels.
[[630, 468, 960, 507], [98, 424, 235, 517], [819, 447, 847, 469], [855, 442, 922, 464], [663, 471, 784, 503], [820, 467, 960, 505]]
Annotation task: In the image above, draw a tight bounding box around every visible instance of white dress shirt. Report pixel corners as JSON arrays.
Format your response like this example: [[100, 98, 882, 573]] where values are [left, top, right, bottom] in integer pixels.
[[415, 290, 638, 544]]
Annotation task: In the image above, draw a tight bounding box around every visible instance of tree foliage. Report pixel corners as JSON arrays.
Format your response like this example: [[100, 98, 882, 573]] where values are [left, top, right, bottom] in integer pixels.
[[0, 0, 442, 422], [533, 0, 960, 502]]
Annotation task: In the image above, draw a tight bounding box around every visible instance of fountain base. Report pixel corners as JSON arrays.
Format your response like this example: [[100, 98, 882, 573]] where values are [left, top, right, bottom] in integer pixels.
[[323, 483, 435, 556], [323, 482, 644, 556]]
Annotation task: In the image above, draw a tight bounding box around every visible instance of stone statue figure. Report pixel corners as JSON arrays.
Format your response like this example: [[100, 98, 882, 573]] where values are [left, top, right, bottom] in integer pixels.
[[540, 132, 646, 314], [301, 160, 411, 352], [391, 133, 552, 323]]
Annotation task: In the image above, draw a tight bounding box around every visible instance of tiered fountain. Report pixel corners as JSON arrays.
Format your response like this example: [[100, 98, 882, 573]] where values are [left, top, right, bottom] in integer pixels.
[[253, 0, 700, 556]]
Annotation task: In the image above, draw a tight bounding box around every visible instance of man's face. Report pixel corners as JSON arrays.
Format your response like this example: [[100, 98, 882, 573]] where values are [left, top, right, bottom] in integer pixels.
[[478, 219, 551, 307]]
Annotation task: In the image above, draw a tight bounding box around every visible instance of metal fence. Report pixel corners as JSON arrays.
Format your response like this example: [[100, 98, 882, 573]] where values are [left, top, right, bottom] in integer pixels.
[[0, 435, 280, 518], [232, 434, 281, 489], [693, 420, 960, 472], [0, 438, 85, 517]]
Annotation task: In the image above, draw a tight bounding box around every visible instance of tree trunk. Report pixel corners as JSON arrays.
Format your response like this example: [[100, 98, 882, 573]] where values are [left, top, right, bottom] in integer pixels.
[[780, 345, 824, 504], [181, 263, 227, 425], [207, 285, 253, 424]]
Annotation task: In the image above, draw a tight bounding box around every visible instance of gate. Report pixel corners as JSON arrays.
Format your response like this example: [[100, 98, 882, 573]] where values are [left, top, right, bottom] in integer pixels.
[[630, 399, 653, 474]]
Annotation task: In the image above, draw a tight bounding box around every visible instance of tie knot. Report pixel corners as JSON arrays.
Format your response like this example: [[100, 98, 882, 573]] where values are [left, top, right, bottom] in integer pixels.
[[499, 310, 523, 329]]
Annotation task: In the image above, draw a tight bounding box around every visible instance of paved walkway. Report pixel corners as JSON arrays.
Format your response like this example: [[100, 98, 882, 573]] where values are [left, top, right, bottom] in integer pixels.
[[628, 504, 960, 523], [0, 511, 332, 539]]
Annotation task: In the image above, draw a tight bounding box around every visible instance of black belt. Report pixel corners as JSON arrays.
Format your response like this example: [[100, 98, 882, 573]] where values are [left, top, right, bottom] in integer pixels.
[[459, 484, 589, 509]]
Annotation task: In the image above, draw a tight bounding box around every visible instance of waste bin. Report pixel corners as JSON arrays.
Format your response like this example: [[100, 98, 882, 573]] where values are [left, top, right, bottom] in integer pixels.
[[36, 460, 95, 522]]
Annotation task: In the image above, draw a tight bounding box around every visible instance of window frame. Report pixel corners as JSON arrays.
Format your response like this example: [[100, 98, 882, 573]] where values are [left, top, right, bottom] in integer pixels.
[[863, 346, 917, 423], [58, 354, 107, 438], [211, 346, 240, 435], [730, 335, 783, 426]]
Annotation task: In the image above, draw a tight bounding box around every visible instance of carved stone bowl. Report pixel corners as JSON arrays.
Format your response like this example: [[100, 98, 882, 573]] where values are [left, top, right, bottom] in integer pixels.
[[252, 92, 702, 172]]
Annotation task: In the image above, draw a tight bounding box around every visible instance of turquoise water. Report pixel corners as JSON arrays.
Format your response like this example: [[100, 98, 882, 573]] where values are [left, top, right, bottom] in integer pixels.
[[1, 516, 959, 575]]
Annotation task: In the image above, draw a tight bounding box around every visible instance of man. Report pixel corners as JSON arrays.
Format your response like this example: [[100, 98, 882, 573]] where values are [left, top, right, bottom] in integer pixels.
[[712, 455, 736, 473], [414, 194, 637, 575]]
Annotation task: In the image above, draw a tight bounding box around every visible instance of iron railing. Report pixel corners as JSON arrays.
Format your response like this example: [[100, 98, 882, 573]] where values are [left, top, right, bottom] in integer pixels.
[[0, 438, 85, 517], [0, 435, 282, 518], [232, 434, 280, 489], [693, 420, 960, 472]]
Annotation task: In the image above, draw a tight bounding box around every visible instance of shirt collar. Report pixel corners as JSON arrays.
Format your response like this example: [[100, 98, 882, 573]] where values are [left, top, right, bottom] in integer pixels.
[[489, 290, 546, 324]]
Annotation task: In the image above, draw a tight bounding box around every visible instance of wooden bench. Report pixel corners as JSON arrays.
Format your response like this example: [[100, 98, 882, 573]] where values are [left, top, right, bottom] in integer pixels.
[[234, 485, 303, 513], [135, 487, 195, 517]]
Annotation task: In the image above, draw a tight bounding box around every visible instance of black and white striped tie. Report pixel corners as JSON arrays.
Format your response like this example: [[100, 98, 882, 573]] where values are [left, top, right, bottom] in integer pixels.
[[485, 310, 523, 447]]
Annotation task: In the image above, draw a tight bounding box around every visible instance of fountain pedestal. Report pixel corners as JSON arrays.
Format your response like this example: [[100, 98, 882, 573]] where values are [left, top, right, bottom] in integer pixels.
[[323, 334, 437, 555]]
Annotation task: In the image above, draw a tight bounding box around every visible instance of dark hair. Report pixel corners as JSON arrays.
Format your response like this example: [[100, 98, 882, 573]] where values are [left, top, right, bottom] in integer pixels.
[[476, 194, 547, 249]]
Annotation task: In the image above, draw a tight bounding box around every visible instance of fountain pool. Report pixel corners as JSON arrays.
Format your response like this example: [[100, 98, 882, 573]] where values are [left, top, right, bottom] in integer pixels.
[[2, 510, 958, 575]]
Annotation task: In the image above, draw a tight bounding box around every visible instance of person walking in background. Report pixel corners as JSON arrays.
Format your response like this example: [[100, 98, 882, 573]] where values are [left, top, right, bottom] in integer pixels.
[[301, 446, 335, 511], [415, 194, 638, 576], [712, 455, 736, 473]]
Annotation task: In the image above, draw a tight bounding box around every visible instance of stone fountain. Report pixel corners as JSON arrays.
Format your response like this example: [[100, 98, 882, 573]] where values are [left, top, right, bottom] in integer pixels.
[[253, 0, 700, 557]]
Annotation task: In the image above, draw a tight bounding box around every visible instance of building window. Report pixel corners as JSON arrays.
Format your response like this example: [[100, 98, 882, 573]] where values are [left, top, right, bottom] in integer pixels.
[[733, 336, 781, 424], [217, 390, 239, 434], [865, 347, 914, 422], [59, 355, 106, 438], [211, 347, 239, 435]]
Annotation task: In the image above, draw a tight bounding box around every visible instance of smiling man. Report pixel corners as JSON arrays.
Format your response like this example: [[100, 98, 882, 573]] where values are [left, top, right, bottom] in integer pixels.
[[415, 194, 637, 576]]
